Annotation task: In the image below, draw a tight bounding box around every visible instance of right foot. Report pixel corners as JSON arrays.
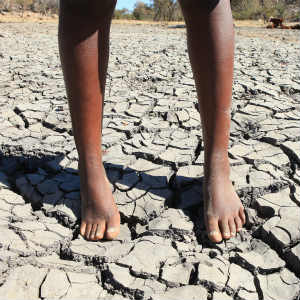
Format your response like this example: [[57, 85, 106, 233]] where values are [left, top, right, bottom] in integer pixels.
[[202, 155, 246, 243], [78, 155, 120, 241]]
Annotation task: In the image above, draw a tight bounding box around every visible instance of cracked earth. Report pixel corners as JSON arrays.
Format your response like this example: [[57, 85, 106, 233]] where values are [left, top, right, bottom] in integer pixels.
[[0, 22, 299, 300]]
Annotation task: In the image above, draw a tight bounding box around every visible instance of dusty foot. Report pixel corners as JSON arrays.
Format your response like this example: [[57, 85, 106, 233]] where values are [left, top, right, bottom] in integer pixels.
[[78, 156, 120, 241], [203, 158, 246, 243]]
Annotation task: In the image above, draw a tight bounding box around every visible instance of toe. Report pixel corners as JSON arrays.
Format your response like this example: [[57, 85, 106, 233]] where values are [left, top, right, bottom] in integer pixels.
[[89, 223, 98, 241], [235, 216, 243, 232], [206, 217, 222, 243], [228, 217, 236, 237], [220, 218, 231, 240], [95, 221, 106, 240], [239, 207, 246, 225], [85, 223, 93, 240], [80, 221, 87, 237], [105, 212, 120, 240]]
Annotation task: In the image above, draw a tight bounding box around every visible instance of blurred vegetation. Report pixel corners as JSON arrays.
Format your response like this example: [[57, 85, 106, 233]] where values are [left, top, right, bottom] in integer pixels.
[[113, 8, 134, 20], [119, 0, 182, 21], [132, 1, 154, 20], [0, 0, 59, 15], [152, 0, 183, 21], [0, 0, 299, 21], [231, 0, 299, 21]]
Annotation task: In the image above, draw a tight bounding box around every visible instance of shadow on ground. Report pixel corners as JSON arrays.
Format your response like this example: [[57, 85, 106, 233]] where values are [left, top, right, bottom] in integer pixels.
[[0, 151, 214, 245]]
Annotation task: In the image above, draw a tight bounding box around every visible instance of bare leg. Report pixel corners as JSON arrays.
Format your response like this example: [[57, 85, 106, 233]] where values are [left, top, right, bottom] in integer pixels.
[[179, 0, 246, 242], [58, 0, 120, 241]]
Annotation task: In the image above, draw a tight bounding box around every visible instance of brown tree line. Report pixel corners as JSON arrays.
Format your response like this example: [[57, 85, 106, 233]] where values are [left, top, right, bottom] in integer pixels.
[[0, 0, 59, 15], [230, 0, 299, 20], [130, 0, 298, 21], [129, 0, 182, 21], [0, 0, 182, 20], [0, 0, 298, 21]]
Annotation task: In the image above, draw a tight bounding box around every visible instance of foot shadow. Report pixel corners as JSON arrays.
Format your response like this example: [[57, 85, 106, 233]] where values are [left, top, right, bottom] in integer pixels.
[[0, 150, 209, 244]]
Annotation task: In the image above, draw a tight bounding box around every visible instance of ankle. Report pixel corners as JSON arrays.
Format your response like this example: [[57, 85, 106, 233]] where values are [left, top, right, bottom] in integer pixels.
[[78, 152, 103, 167], [204, 152, 230, 178]]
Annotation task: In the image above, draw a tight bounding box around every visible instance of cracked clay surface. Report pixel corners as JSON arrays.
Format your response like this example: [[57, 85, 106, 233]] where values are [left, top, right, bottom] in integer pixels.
[[0, 23, 299, 300]]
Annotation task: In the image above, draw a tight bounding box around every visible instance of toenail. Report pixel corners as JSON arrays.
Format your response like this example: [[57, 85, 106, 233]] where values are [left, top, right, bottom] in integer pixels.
[[107, 227, 117, 233], [208, 230, 219, 236]]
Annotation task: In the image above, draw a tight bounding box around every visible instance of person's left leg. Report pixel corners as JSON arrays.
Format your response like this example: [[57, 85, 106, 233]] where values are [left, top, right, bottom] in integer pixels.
[[178, 0, 246, 242]]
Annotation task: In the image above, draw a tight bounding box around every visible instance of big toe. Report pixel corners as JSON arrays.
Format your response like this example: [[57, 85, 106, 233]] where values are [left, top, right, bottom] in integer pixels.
[[206, 217, 222, 243], [105, 212, 120, 240]]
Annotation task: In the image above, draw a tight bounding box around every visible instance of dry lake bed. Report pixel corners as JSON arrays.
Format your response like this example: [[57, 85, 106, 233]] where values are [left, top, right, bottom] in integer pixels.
[[0, 22, 299, 299]]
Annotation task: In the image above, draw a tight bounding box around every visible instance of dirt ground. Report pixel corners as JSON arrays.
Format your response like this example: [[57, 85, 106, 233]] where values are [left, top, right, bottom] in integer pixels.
[[0, 15, 299, 300]]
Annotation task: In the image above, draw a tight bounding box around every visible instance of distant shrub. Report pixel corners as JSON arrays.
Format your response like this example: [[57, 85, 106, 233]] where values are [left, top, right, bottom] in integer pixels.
[[231, 0, 299, 21], [15, 0, 33, 16], [130, 0, 183, 21], [232, 0, 264, 20], [133, 1, 154, 20], [152, 0, 183, 21], [0, 0, 58, 15], [0, 0, 13, 11], [31, 0, 58, 15], [114, 8, 134, 20]]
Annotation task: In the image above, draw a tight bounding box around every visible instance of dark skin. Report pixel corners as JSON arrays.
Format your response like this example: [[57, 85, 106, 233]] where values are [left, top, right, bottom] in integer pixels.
[[58, 0, 246, 243]]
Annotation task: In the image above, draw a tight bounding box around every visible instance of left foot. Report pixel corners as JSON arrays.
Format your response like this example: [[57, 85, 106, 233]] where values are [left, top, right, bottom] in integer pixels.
[[203, 156, 246, 243]]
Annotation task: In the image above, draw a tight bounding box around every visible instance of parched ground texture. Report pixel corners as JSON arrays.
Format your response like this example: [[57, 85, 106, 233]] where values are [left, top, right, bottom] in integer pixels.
[[0, 22, 299, 300]]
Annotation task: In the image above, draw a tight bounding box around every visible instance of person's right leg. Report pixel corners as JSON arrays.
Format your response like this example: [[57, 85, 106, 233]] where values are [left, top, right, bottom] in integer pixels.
[[58, 0, 120, 241]]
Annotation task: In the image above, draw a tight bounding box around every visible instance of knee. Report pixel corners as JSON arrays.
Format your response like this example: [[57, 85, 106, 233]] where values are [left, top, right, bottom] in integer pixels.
[[179, 0, 220, 15], [60, 0, 117, 18]]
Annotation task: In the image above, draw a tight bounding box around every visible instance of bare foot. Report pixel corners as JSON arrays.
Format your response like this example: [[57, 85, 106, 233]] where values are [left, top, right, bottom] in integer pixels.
[[203, 157, 246, 243], [78, 155, 120, 241]]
